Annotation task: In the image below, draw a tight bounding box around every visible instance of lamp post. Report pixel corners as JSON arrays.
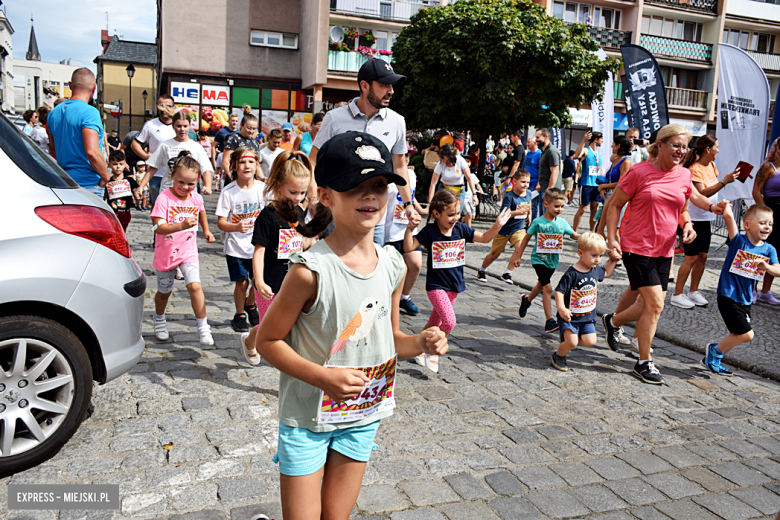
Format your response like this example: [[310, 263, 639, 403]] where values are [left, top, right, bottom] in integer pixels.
[[142, 90, 148, 123], [126, 64, 135, 131]]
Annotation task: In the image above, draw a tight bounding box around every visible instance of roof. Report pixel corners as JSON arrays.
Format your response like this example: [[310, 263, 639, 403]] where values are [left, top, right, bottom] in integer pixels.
[[26, 23, 40, 61], [100, 35, 157, 65]]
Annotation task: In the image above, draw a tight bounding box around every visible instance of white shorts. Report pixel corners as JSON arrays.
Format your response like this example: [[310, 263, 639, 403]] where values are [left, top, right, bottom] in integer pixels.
[[463, 199, 474, 215], [156, 262, 201, 293]]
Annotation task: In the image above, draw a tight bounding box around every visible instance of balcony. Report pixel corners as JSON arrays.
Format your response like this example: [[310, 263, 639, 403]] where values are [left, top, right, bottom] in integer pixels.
[[330, 0, 440, 22], [745, 50, 780, 73], [640, 34, 713, 63], [567, 23, 632, 50], [644, 0, 718, 13], [328, 50, 392, 74], [666, 86, 708, 109]]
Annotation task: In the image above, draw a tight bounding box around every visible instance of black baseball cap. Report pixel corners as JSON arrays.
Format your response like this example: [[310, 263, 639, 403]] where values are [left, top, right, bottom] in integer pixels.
[[357, 58, 406, 85], [315, 131, 407, 192]]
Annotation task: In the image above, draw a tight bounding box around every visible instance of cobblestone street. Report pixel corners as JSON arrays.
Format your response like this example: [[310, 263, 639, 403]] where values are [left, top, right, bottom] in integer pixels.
[[3, 198, 780, 520]]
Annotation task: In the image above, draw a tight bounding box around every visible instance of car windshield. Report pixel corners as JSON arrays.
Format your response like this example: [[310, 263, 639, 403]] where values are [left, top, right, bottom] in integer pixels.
[[0, 112, 77, 188]]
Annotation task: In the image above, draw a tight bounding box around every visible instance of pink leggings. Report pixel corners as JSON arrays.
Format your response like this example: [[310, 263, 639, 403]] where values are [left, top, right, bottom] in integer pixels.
[[253, 294, 276, 330], [427, 290, 458, 333]]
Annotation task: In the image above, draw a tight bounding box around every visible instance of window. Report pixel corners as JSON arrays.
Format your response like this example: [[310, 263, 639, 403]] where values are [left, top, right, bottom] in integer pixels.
[[677, 21, 701, 42], [646, 16, 699, 41], [376, 31, 389, 51], [564, 3, 577, 23], [558, 3, 620, 28], [250, 30, 298, 49], [380, 2, 391, 18], [553, 1, 564, 19], [752, 32, 776, 53], [660, 66, 701, 90], [578, 4, 590, 23]]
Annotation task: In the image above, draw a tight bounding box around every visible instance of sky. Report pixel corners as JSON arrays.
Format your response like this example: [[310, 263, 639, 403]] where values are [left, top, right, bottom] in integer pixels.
[[6, 0, 157, 73]]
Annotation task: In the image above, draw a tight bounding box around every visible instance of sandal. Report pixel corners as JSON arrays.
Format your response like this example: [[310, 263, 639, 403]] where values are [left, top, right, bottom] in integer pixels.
[[241, 332, 261, 366]]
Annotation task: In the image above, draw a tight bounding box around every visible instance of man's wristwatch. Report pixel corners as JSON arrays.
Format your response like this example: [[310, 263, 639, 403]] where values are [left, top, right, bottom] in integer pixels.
[[403, 201, 413, 208]]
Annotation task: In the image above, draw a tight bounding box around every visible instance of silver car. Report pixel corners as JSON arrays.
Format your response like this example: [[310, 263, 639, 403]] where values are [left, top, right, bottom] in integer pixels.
[[0, 112, 145, 476]]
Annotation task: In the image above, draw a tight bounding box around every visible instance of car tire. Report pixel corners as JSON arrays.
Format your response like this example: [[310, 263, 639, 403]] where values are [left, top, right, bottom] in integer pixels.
[[0, 315, 93, 478]]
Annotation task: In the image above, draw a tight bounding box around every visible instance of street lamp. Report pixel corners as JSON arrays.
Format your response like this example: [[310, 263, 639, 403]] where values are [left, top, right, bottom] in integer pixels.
[[126, 64, 135, 131], [142, 90, 148, 123]]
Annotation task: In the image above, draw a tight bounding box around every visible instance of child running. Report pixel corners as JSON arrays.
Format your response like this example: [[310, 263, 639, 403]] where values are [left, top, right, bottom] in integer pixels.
[[704, 203, 779, 375], [254, 132, 448, 520], [239, 150, 315, 366], [104, 150, 140, 231], [134, 161, 150, 210], [516, 188, 580, 333], [216, 146, 266, 333], [150, 152, 216, 344], [478, 169, 533, 283], [405, 189, 510, 372], [550, 232, 618, 371]]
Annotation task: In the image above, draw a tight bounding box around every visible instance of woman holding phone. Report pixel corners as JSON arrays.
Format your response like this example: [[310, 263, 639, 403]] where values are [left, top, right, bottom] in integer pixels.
[[752, 136, 780, 305], [671, 135, 740, 309]]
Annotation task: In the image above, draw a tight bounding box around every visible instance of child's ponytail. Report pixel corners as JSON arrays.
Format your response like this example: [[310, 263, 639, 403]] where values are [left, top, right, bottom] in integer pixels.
[[271, 199, 332, 238]]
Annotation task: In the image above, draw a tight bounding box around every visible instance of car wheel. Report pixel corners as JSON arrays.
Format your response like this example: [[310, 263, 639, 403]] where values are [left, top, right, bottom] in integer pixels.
[[0, 315, 93, 477]]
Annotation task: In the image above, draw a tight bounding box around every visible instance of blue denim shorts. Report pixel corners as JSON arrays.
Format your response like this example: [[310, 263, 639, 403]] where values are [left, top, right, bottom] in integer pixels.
[[273, 421, 380, 476], [226, 255, 254, 282], [558, 319, 597, 342]]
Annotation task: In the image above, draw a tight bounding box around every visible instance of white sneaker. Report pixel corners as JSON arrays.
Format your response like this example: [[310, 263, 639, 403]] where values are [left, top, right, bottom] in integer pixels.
[[425, 354, 439, 373], [154, 319, 169, 341], [670, 293, 695, 309], [198, 324, 214, 346], [241, 332, 261, 366], [631, 337, 653, 354], [615, 326, 632, 345], [687, 291, 709, 306], [414, 354, 425, 367]]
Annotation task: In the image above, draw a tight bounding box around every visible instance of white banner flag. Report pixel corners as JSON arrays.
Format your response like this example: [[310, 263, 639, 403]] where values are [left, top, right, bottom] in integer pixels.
[[715, 44, 770, 202], [592, 48, 614, 174]]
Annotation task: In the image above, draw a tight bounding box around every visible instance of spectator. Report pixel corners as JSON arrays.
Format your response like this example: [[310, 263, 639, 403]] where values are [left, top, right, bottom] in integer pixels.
[[131, 94, 177, 205], [214, 113, 240, 154], [562, 150, 576, 205], [107, 129, 121, 152], [32, 106, 51, 155], [22, 109, 37, 137], [47, 68, 110, 195], [279, 122, 295, 150]]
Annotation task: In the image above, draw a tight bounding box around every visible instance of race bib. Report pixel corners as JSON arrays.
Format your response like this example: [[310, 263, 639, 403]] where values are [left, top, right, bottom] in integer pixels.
[[317, 355, 396, 424], [729, 250, 769, 281], [277, 229, 303, 259], [168, 206, 199, 226], [570, 286, 597, 314], [589, 166, 600, 178], [393, 204, 408, 225], [230, 210, 260, 228], [514, 204, 531, 219], [107, 179, 132, 200], [537, 233, 563, 254], [432, 239, 465, 269]]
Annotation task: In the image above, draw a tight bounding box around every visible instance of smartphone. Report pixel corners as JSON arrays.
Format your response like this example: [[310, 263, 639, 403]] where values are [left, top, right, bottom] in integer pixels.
[[736, 161, 754, 183], [633, 139, 644, 146]]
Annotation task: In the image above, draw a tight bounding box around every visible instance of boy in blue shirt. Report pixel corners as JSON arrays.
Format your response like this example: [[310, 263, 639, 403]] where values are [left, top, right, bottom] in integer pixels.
[[478, 170, 533, 283], [706, 203, 779, 376], [515, 188, 580, 333]]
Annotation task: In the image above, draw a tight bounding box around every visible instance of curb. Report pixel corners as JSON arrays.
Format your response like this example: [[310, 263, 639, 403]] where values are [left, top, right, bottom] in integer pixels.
[[462, 261, 780, 385]]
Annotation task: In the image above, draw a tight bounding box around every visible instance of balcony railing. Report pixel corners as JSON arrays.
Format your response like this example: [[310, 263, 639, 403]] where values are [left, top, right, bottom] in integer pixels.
[[328, 50, 392, 74], [330, 0, 440, 22], [640, 34, 713, 63], [644, 0, 718, 13], [745, 50, 780, 73], [666, 86, 708, 109], [567, 23, 632, 50]]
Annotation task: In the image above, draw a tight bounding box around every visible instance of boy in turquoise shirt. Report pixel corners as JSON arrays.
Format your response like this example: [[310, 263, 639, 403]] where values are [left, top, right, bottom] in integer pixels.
[[515, 188, 579, 332]]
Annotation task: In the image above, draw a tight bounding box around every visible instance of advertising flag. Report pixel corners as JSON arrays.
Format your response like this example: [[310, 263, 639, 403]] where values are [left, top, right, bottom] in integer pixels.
[[620, 44, 669, 140], [591, 49, 614, 173], [715, 44, 770, 202]]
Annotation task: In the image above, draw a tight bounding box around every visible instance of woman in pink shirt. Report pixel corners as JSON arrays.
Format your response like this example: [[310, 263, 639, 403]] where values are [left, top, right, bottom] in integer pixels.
[[601, 124, 724, 385]]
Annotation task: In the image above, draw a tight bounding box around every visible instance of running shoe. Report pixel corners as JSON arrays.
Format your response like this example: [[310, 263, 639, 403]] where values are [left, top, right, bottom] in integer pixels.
[[154, 318, 169, 341], [704, 342, 719, 367], [477, 270, 487, 282], [198, 324, 214, 346], [615, 326, 632, 345], [518, 295, 531, 318], [670, 293, 695, 309], [551, 352, 569, 372], [758, 291, 780, 305], [241, 332, 261, 366], [231, 313, 249, 332], [502, 273, 513, 284], [414, 354, 425, 367], [633, 360, 664, 385], [702, 357, 733, 376], [687, 291, 709, 306], [246, 303, 260, 327], [425, 354, 439, 373], [399, 298, 420, 315], [544, 318, 559, 333], [602, 313, 619, 351]]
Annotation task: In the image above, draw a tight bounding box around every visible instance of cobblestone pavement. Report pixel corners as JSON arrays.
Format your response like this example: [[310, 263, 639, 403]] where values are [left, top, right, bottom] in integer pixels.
[[468, 203, 780, 381], [3, 197, 780, 520]]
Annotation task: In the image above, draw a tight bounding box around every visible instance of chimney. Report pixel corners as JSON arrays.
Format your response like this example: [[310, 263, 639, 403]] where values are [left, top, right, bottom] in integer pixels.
[[101, 29, 111, 53]]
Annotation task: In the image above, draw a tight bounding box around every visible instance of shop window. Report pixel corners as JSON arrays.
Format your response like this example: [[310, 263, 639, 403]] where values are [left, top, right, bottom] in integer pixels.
[[262, 89, 290, 110], [233, 87, 260, 108], [250, 30, 298, 50]]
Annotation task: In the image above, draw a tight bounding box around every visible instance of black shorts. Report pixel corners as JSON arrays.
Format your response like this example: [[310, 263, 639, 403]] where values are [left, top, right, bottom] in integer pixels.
[[532, 263, 556, 286], [717, 294, 752, 335], [386, 239, 421, 255], [682, 221, 712, 256], [623, 252, 672, 292]]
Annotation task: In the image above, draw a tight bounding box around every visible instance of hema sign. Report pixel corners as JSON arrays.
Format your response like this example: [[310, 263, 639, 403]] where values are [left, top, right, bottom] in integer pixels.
[[202, 85, 230, 105], [171, 82, 200, 103]]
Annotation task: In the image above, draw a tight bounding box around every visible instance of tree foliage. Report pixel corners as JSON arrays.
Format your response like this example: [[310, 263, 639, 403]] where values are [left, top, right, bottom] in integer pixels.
[[391, 0, 621, 173]]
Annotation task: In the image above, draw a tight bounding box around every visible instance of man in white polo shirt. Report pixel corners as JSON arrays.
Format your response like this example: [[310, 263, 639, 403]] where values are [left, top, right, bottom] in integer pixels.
[[310, 58, 417, 245], [131, 94, 176, 205]]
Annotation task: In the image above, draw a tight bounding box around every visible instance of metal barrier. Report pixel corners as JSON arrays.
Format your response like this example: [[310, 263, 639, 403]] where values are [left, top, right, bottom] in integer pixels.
[[475, 193, 501, 221], [712, 198, 746, 250]]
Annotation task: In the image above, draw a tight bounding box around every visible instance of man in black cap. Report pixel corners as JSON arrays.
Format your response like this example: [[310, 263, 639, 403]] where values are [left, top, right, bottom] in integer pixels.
[[311, 58, 417, 245]]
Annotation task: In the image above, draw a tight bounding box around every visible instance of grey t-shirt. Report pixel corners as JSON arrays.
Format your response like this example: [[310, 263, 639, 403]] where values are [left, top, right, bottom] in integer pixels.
[[313, 98, 407, 156], [538, 144, 562, 190]]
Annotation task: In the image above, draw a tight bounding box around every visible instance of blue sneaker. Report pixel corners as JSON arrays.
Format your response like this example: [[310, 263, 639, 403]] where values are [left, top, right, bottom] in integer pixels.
[[702, 343, 733, 376], [704, 343, 719, 366], [399, 298, 420, 316]]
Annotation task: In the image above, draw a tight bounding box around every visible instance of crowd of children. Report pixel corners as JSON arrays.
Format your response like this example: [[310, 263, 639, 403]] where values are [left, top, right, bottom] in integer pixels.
[[120, 125, 780, 520]]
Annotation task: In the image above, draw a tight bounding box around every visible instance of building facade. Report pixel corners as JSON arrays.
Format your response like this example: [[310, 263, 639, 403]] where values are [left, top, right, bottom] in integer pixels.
[[0, 10, 13, 113], [95, 32, 157, 137]]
